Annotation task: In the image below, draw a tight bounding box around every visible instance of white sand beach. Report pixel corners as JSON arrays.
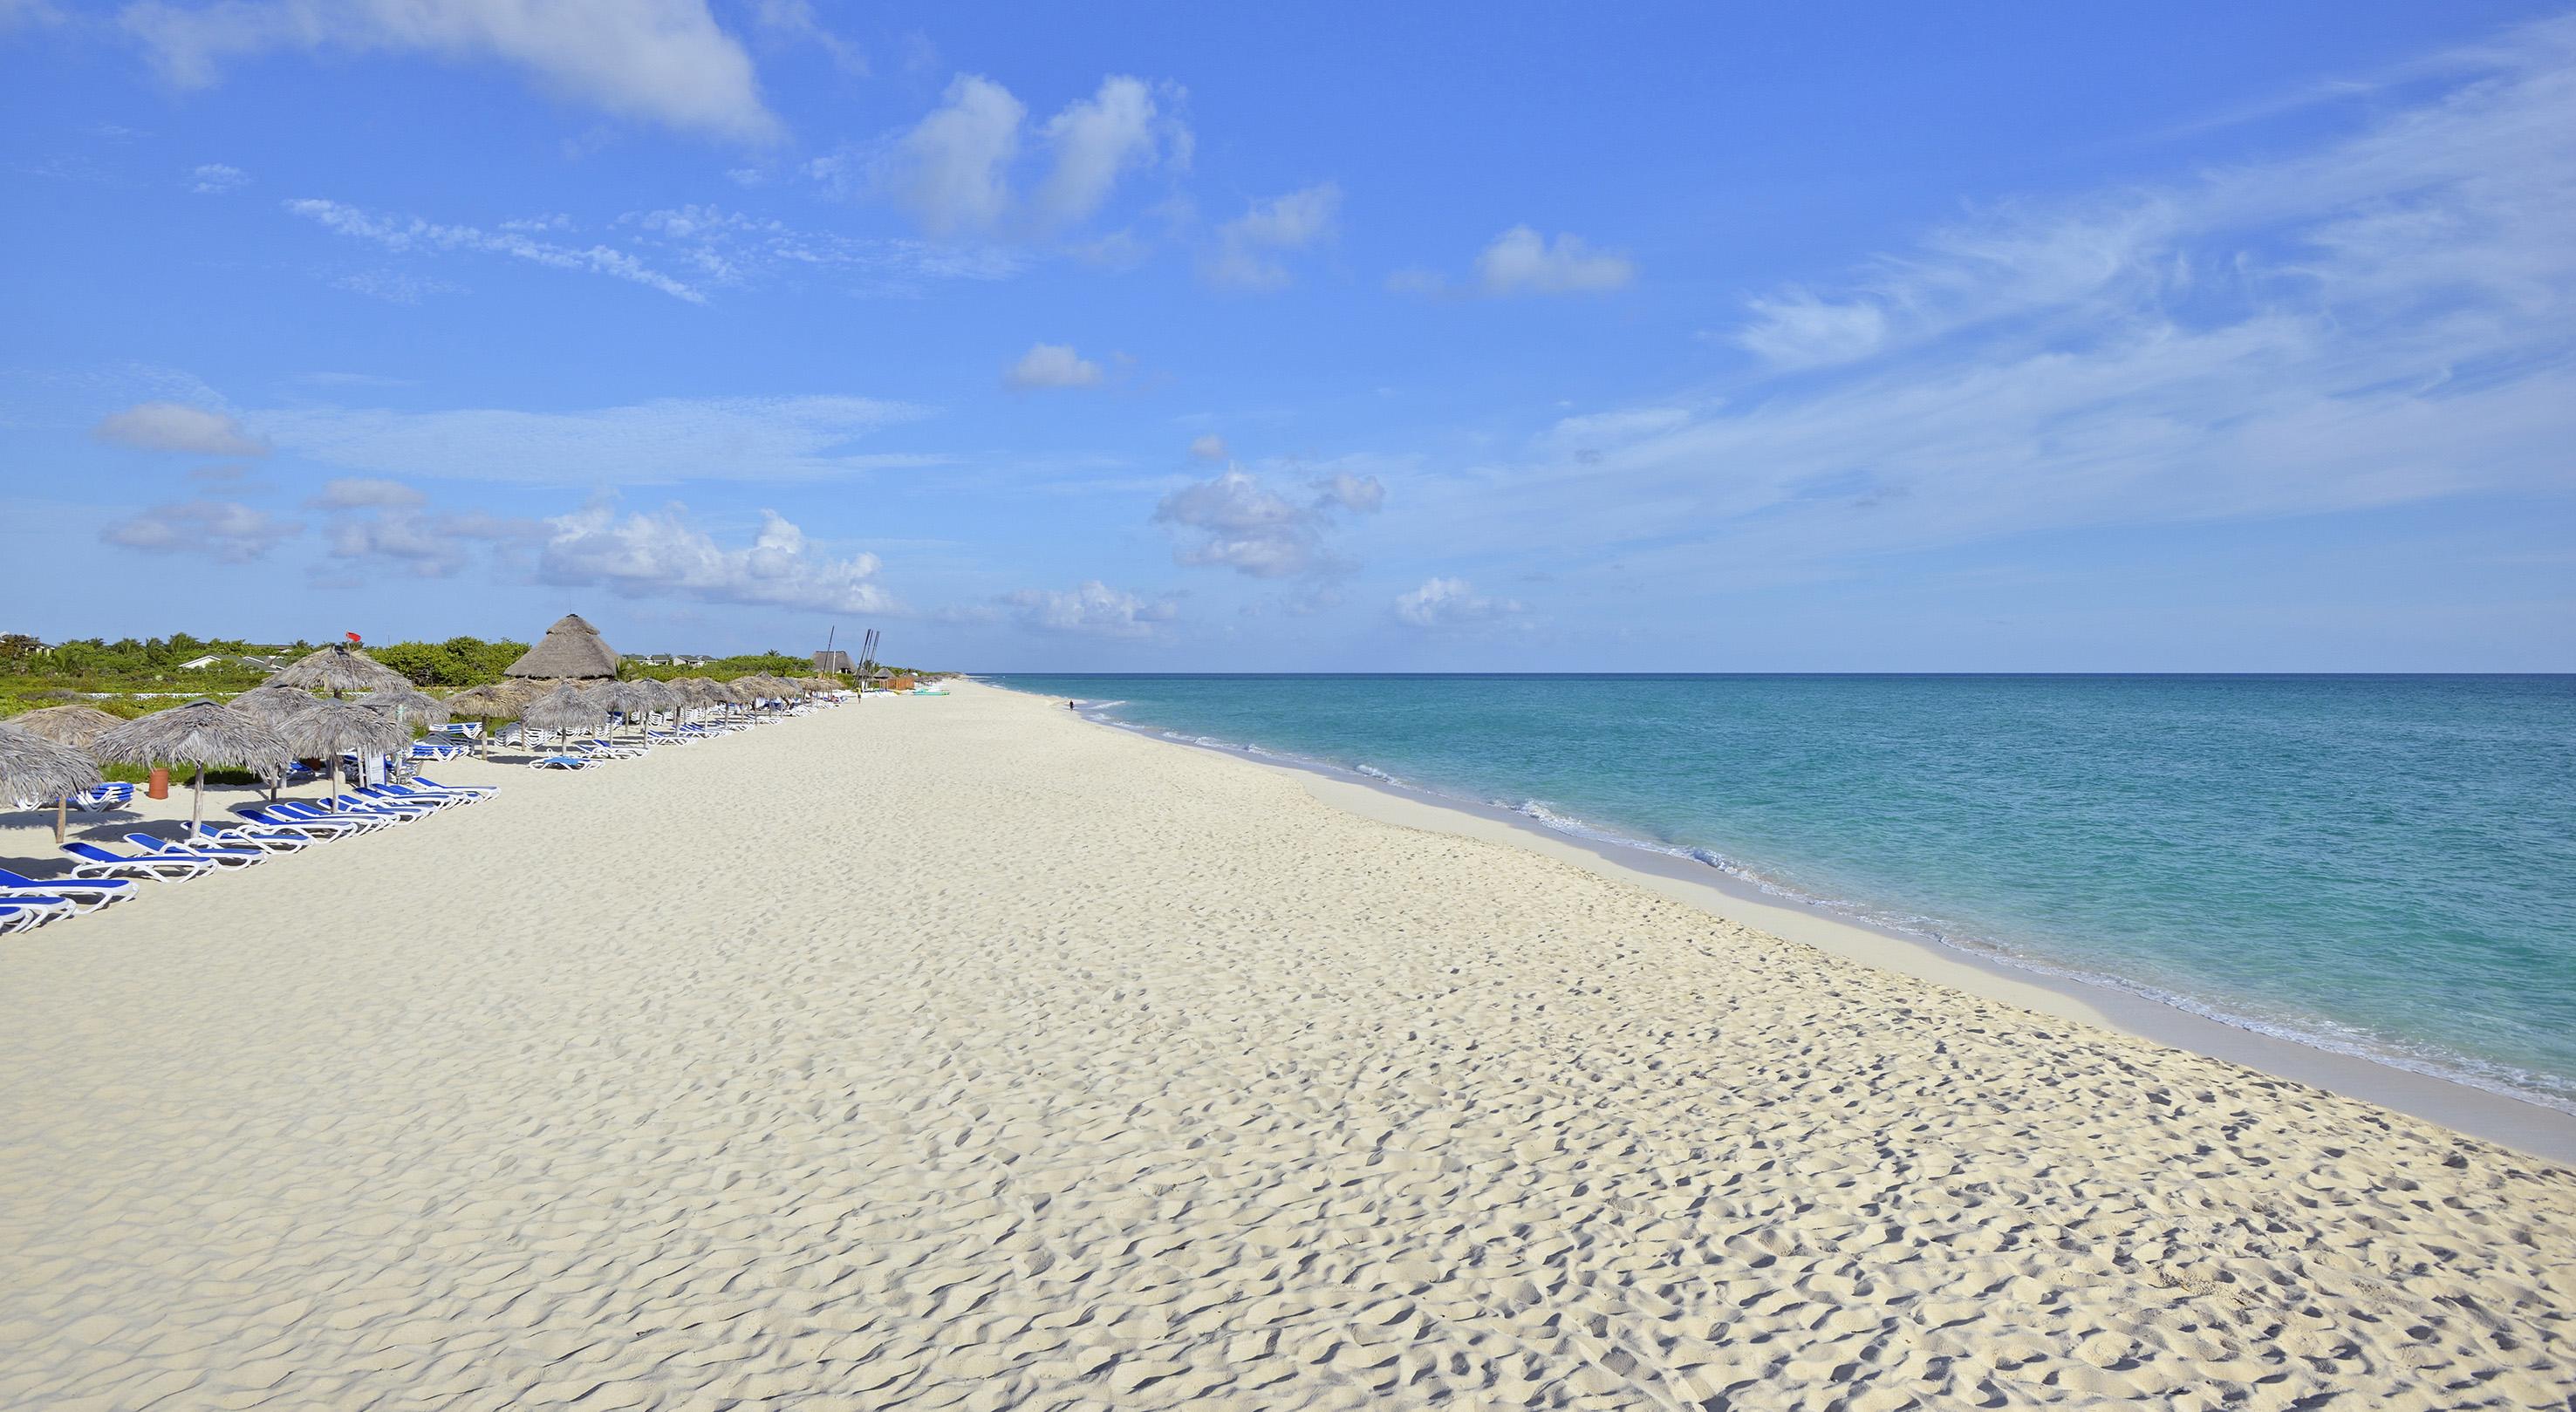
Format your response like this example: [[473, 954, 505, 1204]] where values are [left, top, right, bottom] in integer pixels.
[[5, 679, 2573, 1410]]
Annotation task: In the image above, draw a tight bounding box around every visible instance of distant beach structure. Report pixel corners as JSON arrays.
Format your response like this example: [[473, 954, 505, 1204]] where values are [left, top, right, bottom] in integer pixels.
[[503, 614, 620, 680]]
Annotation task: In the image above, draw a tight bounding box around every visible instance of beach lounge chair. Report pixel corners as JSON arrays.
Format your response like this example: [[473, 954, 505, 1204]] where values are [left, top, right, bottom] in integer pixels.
[[355, 784, 466, 812], [194, 822, 315, 854], [72, 782, 136, 812], [63, 842, 216, 882], [0, 898, 79, 933], [528, 754, 591, 770], [125, 834, 267, 870], [0, 867, 136, 912], [263, 801, 394, 834], [314, 797, 434, 822], [406, 775, 498, 801], [239, 806, 371, 840], [407, 740, 467, 762]]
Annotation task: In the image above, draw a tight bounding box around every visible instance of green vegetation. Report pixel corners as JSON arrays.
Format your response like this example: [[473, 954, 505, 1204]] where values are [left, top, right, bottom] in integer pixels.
[[367, 637, 531, 686], [0, 631, 940, 723]]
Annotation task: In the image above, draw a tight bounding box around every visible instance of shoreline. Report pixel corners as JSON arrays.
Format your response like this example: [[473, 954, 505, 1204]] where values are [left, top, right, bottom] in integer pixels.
[[1026, 686, 2576, 1163]]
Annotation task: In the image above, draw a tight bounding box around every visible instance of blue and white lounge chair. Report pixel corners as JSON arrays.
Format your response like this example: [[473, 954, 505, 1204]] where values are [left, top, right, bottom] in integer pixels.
[[0, 897, 79, 933], [194, 821, 314, 854], [528, 754, 591, 770], [239, 806, 370, 840], [72, 782, 136, 812], [401, 775, 497, 802], [262, 801, 393, 834], [0, 867, 135, 912], [126, 834, 266, 870], [63, 842, 215, 882], [354, 784, 462, 812]]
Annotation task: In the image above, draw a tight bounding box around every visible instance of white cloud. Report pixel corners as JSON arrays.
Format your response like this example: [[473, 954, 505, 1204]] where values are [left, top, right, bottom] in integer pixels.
[[333, 269, 466, 304], [1475, 226, 1634, 295], [92, 400, 268, 455], [324, 503, 537, 577], [256, 394, 935, 485], [858, 72, 1187, 238], [1005, 580, 1177, 638], [1004, 343, 1103, 390], [1188, 433, 1227, 460], [287, 197, 705, 302], [309, 476, 424, 508], [119, 0, 782, 142], [188, 161, 246, 194], [539, 501, 898, 612], [876, 74, 1024, 236], [1394, 576, 1522, 629], [745, 0, 864, 75], [616, 201, 1026, 294], [99, 498, 301, 562], [1206, 183, 1339, 290], [1033, 76, 1165, 228], [1732, 293, 1889, 368], [1153, 467, 1384, 577]]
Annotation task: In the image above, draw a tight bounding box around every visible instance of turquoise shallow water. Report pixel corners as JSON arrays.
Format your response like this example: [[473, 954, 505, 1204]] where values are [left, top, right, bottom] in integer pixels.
[[991, 674, 2576, 1111]]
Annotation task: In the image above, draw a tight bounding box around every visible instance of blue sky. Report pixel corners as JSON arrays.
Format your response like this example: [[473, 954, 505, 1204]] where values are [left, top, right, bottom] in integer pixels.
[[3, 1, 2571, 670]]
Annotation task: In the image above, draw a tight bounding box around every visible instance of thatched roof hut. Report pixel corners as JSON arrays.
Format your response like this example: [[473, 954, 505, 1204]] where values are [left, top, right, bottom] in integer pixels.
[[1, 721, 107, 844], [4, 704, 123, 747], [267, 644, 409, 695], [90, 699, 291, 835], [504, 614, 620, 680]]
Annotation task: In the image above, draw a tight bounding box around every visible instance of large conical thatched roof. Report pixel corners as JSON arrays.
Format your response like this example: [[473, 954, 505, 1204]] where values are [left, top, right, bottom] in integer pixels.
[[92, 700, 290, 774], [267, 644, 410, 694], [3, 704, 123, 747], [504, 614, 620, 679], [0, 721, 104, 806]]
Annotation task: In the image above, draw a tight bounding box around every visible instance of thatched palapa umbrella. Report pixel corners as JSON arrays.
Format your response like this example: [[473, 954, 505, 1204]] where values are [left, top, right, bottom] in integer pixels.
[[360, 686, 450, 727], [444, 685, 522, 755], [277, 698, 407, 808], [0, 720, 108, 846], [90, 700, 290, 837], [267, 643, 409, 698], [6, 705, 123, 747], [230, 684, 319, 720], [522, 684, 609, 744]]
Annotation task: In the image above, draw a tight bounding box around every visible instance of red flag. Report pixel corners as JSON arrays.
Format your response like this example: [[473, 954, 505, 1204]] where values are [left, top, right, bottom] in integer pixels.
[[345, 631, 363, 645]]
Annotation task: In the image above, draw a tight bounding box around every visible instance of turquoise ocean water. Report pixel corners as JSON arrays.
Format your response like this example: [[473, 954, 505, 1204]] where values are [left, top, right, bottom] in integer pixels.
[[989, 674, 2576, 1111]]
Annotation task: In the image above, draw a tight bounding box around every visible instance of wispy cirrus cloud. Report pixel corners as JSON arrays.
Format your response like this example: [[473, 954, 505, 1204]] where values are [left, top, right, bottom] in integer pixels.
[[286, 198, 707, 302], [1416, 16, 2576, 583]]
